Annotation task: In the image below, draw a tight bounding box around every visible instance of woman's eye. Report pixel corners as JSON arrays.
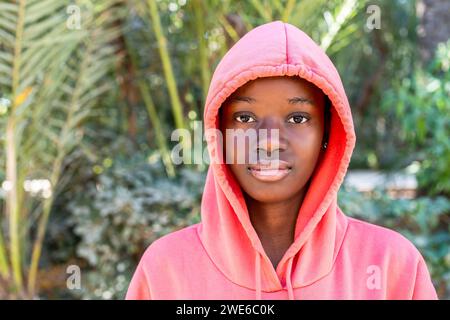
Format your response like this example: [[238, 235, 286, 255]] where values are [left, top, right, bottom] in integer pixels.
[[235, 114, 256, 123], [287, 115, 308, 124]]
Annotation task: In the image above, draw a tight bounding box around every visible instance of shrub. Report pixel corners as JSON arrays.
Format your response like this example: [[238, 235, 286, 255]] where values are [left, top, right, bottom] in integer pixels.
[[63, 153, 205, 299]]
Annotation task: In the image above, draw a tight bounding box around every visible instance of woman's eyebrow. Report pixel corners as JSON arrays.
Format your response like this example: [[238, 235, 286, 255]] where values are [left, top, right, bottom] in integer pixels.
[[230, 96, 256, 103], [287, 96, 315, 105]]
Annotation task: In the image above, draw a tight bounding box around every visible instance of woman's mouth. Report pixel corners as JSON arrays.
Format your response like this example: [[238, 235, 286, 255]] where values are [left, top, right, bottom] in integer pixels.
[[247, 160, 292, 182]]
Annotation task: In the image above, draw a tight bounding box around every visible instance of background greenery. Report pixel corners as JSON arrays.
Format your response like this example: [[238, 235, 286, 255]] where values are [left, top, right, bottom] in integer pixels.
[[0, 0, 448, 299]]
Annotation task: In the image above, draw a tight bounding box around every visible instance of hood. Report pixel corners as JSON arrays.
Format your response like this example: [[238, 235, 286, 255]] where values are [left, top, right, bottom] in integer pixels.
[[198, 21, 356, 300]]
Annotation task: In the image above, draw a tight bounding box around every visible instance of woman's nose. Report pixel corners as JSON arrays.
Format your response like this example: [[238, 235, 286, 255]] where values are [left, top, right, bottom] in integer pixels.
[[255, 137, 287, 160], [254, 118, 288, 159]]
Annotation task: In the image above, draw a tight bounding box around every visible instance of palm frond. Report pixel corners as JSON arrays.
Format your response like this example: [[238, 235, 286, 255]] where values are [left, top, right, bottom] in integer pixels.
[[0, 0, 126, 297]]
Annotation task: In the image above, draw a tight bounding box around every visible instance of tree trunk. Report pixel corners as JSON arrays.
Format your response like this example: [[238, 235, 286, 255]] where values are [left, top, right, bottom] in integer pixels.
[[417, 0, 450, 63]]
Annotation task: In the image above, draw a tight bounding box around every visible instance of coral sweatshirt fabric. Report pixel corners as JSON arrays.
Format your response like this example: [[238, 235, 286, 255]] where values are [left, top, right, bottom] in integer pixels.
[[126, 21, 437, 300]]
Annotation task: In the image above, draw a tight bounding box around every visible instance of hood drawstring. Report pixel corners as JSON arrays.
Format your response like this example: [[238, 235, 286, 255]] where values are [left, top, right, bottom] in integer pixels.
[[255, 251, 262, 300], [254, 252, 295, 300], [286, 257, 295, 300]]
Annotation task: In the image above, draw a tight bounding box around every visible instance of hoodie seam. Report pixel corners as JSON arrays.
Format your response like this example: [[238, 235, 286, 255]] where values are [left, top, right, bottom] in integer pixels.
[[283, 23, 289, 64]]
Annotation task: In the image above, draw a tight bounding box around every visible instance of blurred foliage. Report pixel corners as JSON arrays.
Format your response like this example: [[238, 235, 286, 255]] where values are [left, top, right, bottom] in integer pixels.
[[50, 141, 204, 299], [0, 0, 127, 297], [381, 41, 450, 195]]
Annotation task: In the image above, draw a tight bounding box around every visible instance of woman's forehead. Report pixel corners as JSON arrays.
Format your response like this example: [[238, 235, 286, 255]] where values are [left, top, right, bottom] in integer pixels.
[[230, 76, 323, 99], [222, 77, 323, 110]]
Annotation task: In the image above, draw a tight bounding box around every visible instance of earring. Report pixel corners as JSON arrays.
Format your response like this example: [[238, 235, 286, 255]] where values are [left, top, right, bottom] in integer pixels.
[[322, 141, 328, 150]]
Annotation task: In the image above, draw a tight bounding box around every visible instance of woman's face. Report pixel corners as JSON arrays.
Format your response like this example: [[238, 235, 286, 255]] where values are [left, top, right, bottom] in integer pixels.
[[219, 76, 326, 203]]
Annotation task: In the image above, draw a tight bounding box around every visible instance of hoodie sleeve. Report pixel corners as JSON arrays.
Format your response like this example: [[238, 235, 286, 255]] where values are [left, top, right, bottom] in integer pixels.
[[411, 254, 438, 300], [125, 256, 152, 300]]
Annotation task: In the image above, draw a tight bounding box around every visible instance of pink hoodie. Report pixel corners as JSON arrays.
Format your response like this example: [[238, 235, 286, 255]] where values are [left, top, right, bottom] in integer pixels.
[[126, 21, 437, 300]]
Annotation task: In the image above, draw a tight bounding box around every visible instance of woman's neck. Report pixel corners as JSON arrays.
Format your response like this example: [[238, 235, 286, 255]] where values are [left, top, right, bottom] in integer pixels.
[[245, 188, 306, 269]]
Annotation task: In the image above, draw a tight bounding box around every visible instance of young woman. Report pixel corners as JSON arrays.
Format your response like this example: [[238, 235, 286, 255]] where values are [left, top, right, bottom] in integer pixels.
[[126, 21, 437, 300]]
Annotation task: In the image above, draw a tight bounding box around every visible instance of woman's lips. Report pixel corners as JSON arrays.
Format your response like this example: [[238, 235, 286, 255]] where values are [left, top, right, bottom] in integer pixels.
[[247, 160, 292, 182]]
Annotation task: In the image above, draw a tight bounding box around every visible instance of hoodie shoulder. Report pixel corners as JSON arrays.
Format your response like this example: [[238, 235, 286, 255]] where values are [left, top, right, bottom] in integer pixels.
[[126, 224, 202, 299], [137, 223, 206, 273], [345, 216, 421, 258], [344, 216, 437, 299], [141, 223, 201, 262]]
